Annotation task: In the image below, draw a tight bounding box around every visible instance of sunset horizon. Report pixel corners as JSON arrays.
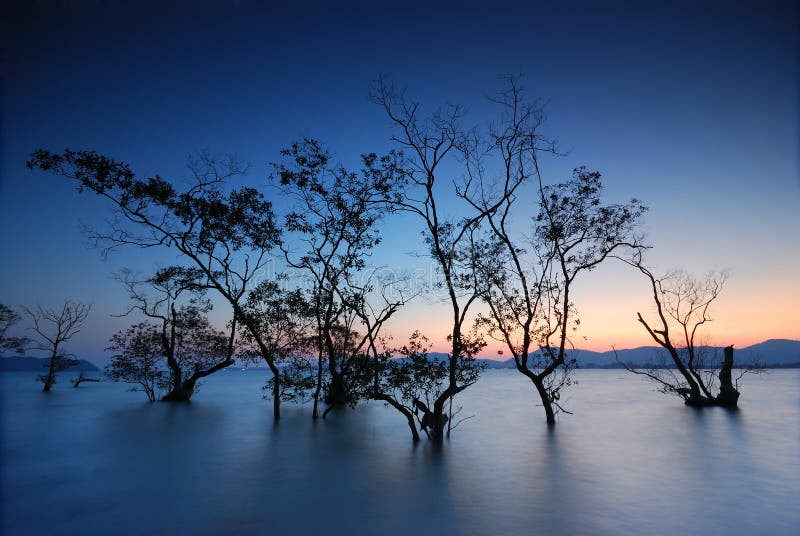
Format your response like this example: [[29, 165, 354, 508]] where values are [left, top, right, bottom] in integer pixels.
[[2, 2, 798, 535]]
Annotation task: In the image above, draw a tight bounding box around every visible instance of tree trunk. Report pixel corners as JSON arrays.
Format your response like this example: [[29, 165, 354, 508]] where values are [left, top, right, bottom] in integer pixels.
[[42, 350, 58, 392], [72, 372, 100, 388], [428, 398, 449, 442], [405, 412, 421, 442], [531, 375, 556, 425], [376, 394, 420, 442], [259, 353, 282, 420], [324, 371, 348, 413], [715, 345, 740, 407], [312, 351, 323, 420], [429, 412, 447, 442], [42, 371, 55, 392], [272, 376, 281, 420], [162, 378, 197, 402], [680, 346, 739, 408]]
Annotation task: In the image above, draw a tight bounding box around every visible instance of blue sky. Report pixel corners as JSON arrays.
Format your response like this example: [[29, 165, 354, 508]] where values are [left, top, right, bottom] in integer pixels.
[[2, 0, 798, 361]]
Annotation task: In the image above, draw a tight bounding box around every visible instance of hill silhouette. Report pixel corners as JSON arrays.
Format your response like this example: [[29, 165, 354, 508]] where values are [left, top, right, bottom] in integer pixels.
[[469, 339, 800, 368], [0, 356, 100, 372], [417, 339, 800, 369]]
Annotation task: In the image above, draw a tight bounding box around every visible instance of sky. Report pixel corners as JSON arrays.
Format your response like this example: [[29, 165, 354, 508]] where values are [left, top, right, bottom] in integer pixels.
[[1, 0, 798, 362]]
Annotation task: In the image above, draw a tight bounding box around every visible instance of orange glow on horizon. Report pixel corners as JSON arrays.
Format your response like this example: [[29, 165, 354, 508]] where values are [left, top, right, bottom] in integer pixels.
[[388, 269, 800, 359]]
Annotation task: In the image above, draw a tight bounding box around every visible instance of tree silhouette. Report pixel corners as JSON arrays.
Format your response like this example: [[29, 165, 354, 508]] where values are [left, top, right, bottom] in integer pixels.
[[373, 78, 508, 441], [27, 151, 291, 417], [615, 253, 757, 407], [238, 280, 317, 405], [113, 267, 236, 402], [0, 303, 28, 354], [365, 331, 484, 441], [23, 300, 90, 392], [272, 139, 406, 417], [106, 321, 167, 401]]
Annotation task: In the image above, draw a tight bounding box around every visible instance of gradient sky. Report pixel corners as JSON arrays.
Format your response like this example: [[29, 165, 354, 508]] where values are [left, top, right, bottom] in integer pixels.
[[2, 0, 798, 362]]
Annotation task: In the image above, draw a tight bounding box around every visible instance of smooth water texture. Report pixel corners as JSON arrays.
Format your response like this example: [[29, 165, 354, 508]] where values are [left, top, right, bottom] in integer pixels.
[[2, 369, 798, 535]]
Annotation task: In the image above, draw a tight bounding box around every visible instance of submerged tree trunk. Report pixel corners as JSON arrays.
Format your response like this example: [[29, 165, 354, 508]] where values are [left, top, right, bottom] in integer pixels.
[[42, 349, 58, 392], [324, 371, 348, 415], [312, 350, 324, 419], [72, 371, 100, 388], [531, 375, 556, 425], [679, 346, 739, 408], [375, 394, 420, 442], [272, 373, 281, 420], [715, 345, 740, 407], [428, 397, 450, 442], [263, 358, 281, 420], [42, 366, 56, 392], [162, 378, 197, 402]]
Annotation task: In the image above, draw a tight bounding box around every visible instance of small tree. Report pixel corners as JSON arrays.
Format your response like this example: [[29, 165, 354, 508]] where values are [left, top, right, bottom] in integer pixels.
[[115, 267, 237, 402], [238, 280, 317, 405], [71, 371, 101, 388], [0, 303, 28, 354], [23, 300, 90, 392], [368, 331, 484, 441], [616, 254, 755, 407], [106, 322, 167, 401]]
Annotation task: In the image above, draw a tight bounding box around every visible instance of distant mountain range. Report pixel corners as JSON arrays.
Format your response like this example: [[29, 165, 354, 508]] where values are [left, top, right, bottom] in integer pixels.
[[0, 356, 101, 372], [436, 339, 800, 369], [5, 339, 796, 373]]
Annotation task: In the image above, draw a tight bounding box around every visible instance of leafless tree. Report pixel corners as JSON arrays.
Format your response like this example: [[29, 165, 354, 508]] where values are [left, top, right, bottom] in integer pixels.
[[615, 252, 756, 407], [71, 371, 100, 388], [23, 300, 90, 392]]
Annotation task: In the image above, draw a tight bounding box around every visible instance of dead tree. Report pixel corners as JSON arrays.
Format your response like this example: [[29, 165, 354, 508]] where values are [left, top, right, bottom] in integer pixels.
[[71, 371, 100, 388], [615, 253, 756, 407], [23, 300, 90, 392]]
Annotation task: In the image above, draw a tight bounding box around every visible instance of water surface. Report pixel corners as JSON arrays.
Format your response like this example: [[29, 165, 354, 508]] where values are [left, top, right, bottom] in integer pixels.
[[2, 369, 798, 535]]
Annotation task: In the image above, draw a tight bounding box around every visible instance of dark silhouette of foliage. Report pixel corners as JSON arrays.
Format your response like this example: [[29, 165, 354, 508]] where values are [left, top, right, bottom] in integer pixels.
[[27, 150, 290, 417], [457, 78, 647, 424], [0, 303, 28, 354], [367, 331, 484, 441], [238, 279, 317, 404], [113, 267, 236, 402], [271, 139, 406, 417], [106, 322, 167, 401]]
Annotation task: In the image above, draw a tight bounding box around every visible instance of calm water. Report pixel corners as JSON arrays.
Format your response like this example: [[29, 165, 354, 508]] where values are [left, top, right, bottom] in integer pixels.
[[2, 369, 798, 535]]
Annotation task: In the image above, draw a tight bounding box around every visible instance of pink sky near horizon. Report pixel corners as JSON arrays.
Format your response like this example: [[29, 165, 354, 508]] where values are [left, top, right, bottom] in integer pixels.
[[386, 259, 800, 359]]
